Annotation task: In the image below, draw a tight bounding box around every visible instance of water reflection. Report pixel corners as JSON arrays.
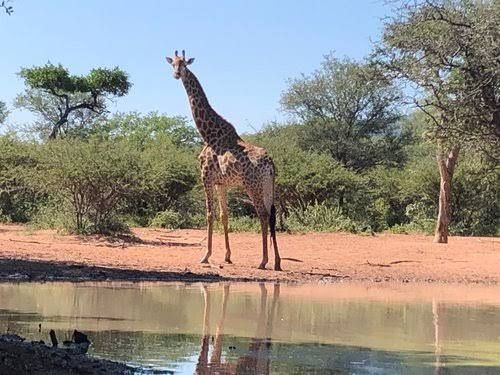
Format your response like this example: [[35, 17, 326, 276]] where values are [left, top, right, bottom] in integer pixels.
[[433, 299, 442, 374], [0, 282, 499, 373], [195, 284, 279, 374]]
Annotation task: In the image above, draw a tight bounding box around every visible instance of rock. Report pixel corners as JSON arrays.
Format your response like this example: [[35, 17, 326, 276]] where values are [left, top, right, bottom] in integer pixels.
[[72, 330, 90, 344]]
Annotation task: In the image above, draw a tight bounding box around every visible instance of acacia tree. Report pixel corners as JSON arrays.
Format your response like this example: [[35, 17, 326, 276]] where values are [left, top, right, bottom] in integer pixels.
[[281, 54, 404, 170], [16, 64, 131, 139], [376, 0, 499, 243]]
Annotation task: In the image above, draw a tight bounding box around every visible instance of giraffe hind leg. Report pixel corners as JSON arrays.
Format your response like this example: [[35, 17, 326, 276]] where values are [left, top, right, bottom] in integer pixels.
[[269, 204, 282, 271], [257, 207, 269, 270], [263, 172, 282, 271]]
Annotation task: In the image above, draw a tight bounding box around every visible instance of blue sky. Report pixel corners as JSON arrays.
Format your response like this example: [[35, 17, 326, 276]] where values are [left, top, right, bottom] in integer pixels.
[[0, 0, 391, 133]]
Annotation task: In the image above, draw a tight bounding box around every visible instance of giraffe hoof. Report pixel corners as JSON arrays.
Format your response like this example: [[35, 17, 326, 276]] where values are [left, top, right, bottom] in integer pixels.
[[225, 259, 233, 264], [200, 258, 210, 264], [274, 265, 283, 272], [258, 264, 267, 270]]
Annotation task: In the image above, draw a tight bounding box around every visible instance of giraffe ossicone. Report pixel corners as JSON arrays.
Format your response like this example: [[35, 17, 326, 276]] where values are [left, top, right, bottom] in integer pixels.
[[166, 50, 282, 271]]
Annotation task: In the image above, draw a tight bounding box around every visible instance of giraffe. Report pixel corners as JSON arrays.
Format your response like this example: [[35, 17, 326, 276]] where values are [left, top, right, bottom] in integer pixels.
[[166, 50, 281, 271], [195, 283, 279, 374]]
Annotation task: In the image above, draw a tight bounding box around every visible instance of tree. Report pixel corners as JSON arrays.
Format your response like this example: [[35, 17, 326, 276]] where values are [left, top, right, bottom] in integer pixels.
[[16, 63, 131, 139], [0, 101, 8, 124], [376, 0, 499, 242], [281, 54, 405, 170]]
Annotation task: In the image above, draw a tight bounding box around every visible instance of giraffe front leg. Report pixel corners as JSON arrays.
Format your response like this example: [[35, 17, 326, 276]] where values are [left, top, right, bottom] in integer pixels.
[[201, 184, 215, 264], [216, 185, 232, 264]]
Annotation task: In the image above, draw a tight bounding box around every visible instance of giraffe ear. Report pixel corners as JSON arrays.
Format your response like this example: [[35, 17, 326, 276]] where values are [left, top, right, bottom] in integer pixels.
[[186, 58, 195, 65], [166, 57, 173, 64]]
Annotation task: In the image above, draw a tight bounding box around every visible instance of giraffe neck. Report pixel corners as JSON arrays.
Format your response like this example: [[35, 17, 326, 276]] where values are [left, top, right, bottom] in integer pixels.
[[181, 68, 240, 149]]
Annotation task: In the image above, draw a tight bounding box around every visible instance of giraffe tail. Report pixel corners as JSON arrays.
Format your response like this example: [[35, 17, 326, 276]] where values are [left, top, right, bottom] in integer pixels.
[[269, 204, 277, 239]]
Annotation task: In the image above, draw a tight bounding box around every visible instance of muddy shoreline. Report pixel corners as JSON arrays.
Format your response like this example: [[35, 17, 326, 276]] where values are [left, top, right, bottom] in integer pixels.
[[0, 224, 498, 285], [0, 258, 267, 284], [0, 257, 496, 285], [0, 334, 134, 374]]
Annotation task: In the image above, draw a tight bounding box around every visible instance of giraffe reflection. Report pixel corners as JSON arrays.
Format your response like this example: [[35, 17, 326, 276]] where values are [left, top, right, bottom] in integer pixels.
[[195, 283, 280, 375]]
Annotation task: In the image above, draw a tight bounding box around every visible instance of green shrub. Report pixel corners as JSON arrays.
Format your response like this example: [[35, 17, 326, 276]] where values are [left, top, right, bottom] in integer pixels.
[[150, 209, 185, 229], [0, 134, 40, 223], [450, 158, 499, 236], [29, 198, 74, 232], [30, 137, 141, 234], [285, 203, 359, 233], [124, 134, 199, 225], [226, 216, 261, 233], [388, 220, 435, 235]]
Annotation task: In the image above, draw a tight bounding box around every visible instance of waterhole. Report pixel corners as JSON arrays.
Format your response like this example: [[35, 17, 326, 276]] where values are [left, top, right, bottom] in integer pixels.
[[1, 281, 499, 374]]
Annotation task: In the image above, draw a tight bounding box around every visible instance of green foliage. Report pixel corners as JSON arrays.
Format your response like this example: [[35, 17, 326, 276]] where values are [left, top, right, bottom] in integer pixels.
[[124, 133, 199, 225], [86, 67, 130, 96], [286, 203, 359, 233], [224, 216, 261, 233], [0, 134, 40, 223], [150, 209, 186, 229], [31, 137, 141, 234], [377, 0, 500, 158], [451, 157, 499, 235], [150, 208, 205, 230], [95, 112, 200, 148], [0, 101, 8, 124], [1, 111, 202, 234], [18, 64, 129, 97], [29, 198, 74, 232]]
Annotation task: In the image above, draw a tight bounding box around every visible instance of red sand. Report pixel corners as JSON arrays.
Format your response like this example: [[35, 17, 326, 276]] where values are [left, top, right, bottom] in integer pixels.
[[0, 224, 498, 284]]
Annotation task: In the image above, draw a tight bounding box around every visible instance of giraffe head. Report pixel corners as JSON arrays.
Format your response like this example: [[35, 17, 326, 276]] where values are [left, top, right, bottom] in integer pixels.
[[166, 50, 195, 79]]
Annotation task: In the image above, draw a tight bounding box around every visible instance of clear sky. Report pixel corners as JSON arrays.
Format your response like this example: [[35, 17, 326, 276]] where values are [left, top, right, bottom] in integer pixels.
[[0, 0, 391, 133]]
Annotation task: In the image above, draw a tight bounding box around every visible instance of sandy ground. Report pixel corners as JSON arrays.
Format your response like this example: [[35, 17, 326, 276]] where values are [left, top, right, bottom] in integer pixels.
[[0, 224, 498, 284]]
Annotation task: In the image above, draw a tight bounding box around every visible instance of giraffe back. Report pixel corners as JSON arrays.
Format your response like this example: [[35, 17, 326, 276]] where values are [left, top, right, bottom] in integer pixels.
[[199, 140, 275, 190]]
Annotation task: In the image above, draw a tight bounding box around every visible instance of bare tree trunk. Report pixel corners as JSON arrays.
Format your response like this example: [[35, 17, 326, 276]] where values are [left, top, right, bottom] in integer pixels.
[[434, 145, 459, 243]]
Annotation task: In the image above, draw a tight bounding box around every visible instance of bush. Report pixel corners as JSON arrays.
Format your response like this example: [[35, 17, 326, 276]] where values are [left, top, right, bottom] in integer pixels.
[[388, 220, 435, 235], [150, 209, 185, 229], [285, 203, 359, 233], [30, 137, 141, 234], [123, 134, 199, 226], [29, 198, 74, 232], [450, 157, 499, 236], [225, 216, 261, 233], [0, 134, 40, 223]]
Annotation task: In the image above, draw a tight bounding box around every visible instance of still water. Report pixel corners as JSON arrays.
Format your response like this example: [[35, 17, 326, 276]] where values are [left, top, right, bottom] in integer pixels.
[[1, 281, 500, 374]]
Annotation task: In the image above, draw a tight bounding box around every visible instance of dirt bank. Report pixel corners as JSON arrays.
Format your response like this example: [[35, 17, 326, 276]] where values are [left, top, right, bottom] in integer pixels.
[[0, 224, 498, 284]]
